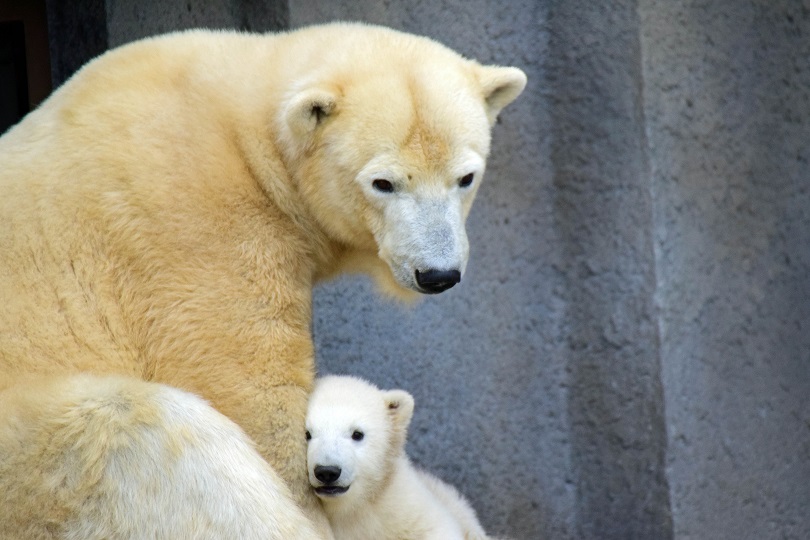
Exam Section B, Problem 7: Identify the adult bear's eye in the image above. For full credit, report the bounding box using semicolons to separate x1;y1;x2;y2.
305;430;311;441
372;179;394;193
351;430;364;441
459;173;474;188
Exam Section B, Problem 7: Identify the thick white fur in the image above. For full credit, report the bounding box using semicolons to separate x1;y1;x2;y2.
307;376;495;540
0;22;525;537
0;374;319;539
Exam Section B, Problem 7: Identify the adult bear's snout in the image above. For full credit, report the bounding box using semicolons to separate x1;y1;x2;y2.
314;465;342;484
415;269;461;294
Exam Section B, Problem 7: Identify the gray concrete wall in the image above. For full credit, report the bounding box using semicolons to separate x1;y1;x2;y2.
106;0;287;45
640;2;810;538
545;1;672;537
47;1;810;539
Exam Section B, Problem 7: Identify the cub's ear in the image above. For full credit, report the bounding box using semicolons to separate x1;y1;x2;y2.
283;87;338;141
384;389;415;430
476;65;527;125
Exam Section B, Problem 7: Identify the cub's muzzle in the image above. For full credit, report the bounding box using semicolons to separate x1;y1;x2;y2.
313;464;350;496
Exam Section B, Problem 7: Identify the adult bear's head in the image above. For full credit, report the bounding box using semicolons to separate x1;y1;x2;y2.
277;23;526;299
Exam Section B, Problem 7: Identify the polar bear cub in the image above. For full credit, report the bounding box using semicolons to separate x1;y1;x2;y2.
306;375;494;540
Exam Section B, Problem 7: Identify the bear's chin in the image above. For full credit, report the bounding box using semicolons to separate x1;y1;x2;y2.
315;485;350;497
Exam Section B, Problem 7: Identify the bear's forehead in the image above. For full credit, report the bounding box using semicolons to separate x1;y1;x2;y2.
338;62;488;153
401;119;449;168
310;388;385;418
309;402;385;429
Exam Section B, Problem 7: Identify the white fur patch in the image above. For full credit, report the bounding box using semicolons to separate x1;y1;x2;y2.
306;376;494;540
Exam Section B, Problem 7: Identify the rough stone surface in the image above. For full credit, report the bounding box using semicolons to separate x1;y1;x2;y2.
545;1;672;537
106;0;287;46
39;1;810;539
640;2;810;539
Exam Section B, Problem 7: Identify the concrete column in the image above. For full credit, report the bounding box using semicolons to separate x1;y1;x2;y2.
546;1;672;537
640;1;810;538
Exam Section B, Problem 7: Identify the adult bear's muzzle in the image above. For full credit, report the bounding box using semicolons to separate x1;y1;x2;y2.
414;268;461;294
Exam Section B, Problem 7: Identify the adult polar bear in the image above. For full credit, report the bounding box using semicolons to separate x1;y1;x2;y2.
0;22;525;538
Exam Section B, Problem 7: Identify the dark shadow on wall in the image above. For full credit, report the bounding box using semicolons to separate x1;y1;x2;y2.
0;0;52;134
0;21;29;134
45;0;108;88
236;0;288;32
43;0;290;90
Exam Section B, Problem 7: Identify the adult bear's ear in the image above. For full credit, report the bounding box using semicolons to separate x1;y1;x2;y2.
476;65;527;125
384;389;415;430
282;87;338;143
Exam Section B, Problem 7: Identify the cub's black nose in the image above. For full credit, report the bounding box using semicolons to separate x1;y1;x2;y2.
415;269;461;294
314;465;342;484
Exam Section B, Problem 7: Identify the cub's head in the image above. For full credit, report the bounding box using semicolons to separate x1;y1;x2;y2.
277;24;526;299
305;375;414;510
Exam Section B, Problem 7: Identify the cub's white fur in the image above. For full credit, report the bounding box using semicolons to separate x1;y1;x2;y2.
306;375;495;540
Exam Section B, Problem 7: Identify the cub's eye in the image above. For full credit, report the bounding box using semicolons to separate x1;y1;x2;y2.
459;173;474;188
372;179;395;193
305;430;311;441
351;430;365;441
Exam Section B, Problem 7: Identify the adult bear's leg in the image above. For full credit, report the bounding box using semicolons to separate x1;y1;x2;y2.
0;374;324;539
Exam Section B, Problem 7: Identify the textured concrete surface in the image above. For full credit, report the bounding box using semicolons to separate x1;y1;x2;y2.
640;2;810;539
40;1;810;539
106;0;287;46
545;1;672;537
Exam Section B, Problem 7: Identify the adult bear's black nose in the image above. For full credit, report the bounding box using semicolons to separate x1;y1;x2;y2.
314;465;342;484
415;269;461;294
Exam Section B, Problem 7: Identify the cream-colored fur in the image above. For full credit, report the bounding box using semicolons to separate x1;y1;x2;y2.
0;374;319;539
0;22;525;537
307;376;495;540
